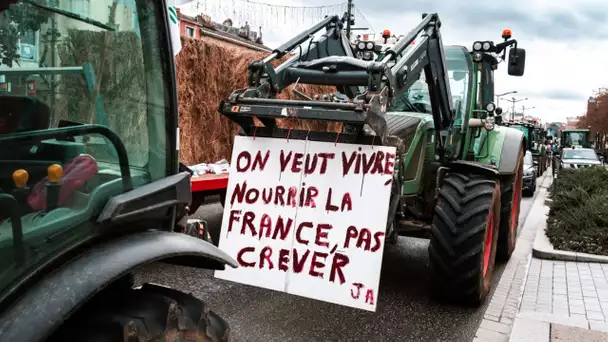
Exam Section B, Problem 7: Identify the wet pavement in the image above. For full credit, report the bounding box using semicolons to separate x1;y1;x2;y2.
137;194;537;342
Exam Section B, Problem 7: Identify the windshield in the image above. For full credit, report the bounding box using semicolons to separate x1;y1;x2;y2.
524;152;533;166
388;46;470;121
563;131;589;147
0;0;172;296
562;149;598;160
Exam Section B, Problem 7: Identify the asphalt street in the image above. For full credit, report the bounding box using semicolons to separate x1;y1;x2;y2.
136;189;538;342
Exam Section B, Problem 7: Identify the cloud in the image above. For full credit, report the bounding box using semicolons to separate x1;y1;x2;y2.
523;89;588;102
354;2;608;42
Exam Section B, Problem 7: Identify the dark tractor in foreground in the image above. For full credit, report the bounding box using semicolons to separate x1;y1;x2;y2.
219;13;527;306
0;1;234;341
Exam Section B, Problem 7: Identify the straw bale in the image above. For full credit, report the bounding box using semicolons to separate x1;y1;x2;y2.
177;37;342;165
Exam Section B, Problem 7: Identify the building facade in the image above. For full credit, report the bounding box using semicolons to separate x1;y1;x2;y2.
175;8;270;53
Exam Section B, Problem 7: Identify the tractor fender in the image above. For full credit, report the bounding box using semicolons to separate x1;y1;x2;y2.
435;161;500;193
497;128;525;175
0;230;237;342
445;160;500;179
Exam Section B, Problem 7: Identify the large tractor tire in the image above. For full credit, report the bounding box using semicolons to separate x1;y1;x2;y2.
428;172;501;306
50;283;230;341
496;148;524;262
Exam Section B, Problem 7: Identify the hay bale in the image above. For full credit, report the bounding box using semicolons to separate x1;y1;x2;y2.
176;37;341;165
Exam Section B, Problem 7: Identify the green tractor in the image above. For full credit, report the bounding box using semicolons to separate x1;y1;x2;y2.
502;121;548;176
219;15;527;306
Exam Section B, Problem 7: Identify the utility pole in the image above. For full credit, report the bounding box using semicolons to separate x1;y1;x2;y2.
495;90;517;108
522;105;535;115
506;96;528;121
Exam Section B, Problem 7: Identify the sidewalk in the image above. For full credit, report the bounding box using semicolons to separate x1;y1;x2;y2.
473;171;608;342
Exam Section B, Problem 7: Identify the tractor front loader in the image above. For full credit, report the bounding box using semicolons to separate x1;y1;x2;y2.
0;1;235;341
219;13;527;306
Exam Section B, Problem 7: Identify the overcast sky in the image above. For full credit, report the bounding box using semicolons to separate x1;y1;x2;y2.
180;0;608;123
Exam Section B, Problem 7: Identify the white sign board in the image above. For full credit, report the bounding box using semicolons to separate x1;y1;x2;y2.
214;136;396;311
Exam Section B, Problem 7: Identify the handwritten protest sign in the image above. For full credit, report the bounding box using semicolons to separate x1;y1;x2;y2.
214;136;396;311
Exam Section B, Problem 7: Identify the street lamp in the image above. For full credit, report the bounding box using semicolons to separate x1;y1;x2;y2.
495;90;517;107
522;106;535;115
507;97;528;120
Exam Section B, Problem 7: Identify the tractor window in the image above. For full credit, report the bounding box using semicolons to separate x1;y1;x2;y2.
388;46;471;120
563;132;588;147
0;0;172;297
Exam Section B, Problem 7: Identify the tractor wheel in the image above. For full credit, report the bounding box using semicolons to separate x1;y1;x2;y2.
49;283;230;342
428;172;501;306
496;148;524;262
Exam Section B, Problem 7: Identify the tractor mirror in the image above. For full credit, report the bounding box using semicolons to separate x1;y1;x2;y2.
507;48;526;76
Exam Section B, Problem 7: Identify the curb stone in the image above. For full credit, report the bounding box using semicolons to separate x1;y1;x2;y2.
509;312;608;341
532;192;608;264
473;172;553;342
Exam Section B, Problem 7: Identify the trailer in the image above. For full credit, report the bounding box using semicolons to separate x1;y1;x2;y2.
189;172;229;213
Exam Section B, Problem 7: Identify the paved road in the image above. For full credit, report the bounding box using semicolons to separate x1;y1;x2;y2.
137;192;537;342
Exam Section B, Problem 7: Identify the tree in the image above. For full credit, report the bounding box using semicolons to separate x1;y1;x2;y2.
0;0;59;67
577;88;608;150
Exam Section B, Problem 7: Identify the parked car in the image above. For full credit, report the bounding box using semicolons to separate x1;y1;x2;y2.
523;150;536;196
556;147;602;174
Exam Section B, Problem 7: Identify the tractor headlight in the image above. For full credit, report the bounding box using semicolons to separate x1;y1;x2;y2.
366;41;374;50
357;41;366;50
482;41;491;51
362;51;374;60
472;52;483;62
473;41;482;51
486;102;496;113
484;116;495;131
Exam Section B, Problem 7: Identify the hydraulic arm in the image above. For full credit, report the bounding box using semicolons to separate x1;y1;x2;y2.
219;13;455;150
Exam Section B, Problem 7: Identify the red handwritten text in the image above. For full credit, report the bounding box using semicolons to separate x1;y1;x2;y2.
236;246;350;283
236;150;271;172
230;181;319;208
343;225;385;252
350;282;375;306
341;148;396;177
279;151;335;175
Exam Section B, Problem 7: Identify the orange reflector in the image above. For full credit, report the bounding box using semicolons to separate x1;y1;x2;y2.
12;169;28;189
48;164;63;183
